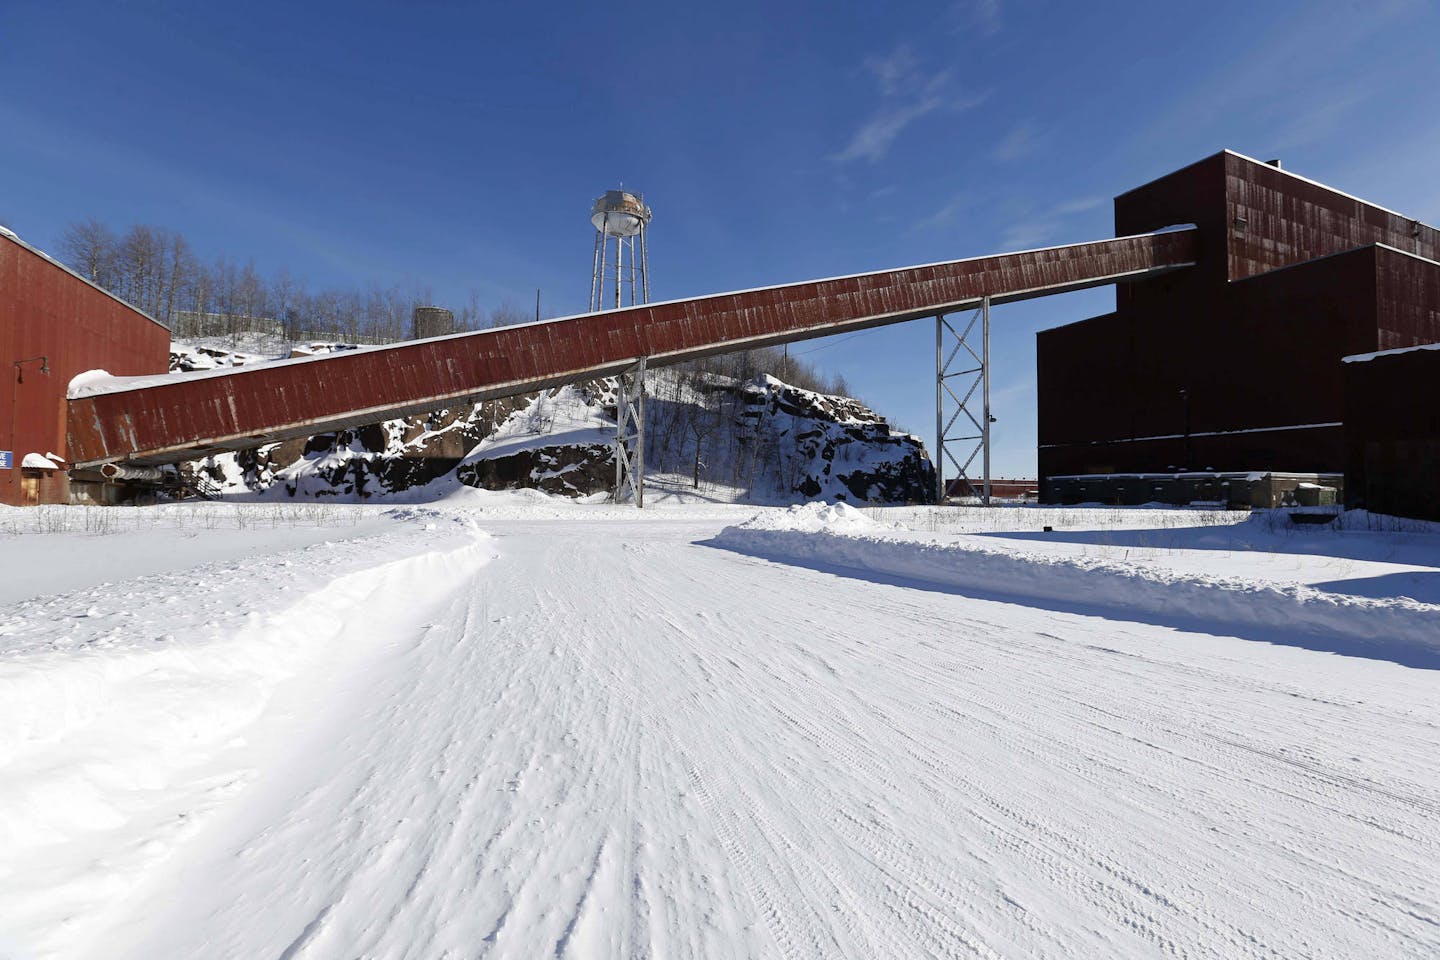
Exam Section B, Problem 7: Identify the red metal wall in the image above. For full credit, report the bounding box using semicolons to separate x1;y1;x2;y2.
1223;153;1439;281
1039;152;1440;489
68;231;1196;468
1;233;170;505
1114;151;1440;282
1344;346;1440;521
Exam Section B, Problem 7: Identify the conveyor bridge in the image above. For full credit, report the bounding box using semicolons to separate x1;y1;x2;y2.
67;229;1196;468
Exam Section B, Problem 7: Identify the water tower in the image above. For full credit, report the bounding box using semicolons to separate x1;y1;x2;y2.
589;189;652;311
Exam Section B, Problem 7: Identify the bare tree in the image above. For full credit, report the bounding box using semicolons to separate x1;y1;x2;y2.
489;300;531;328
60;219;119;289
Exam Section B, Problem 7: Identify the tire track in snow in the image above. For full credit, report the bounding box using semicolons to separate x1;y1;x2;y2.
55;512;1440;960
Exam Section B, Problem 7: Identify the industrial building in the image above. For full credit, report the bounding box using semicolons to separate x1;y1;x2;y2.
1038;151;1440;511
0;228;170;506
4;149;1438;518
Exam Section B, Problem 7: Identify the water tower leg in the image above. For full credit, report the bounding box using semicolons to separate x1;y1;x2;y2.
614;357;647;508
590;232;603;312
596;230;610;314
639;223;650;303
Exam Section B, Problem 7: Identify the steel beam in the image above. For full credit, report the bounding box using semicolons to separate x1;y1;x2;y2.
68;229;1197;468
613;357;646;507
936;296;992;505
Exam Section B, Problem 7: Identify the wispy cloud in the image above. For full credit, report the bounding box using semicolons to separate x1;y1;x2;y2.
864;46;921;97
997;195;1107;250
1267;89;1370;155
1125;0;1417;162
991;122;1038;162
911;192;976;232
951;0;1002;36
835;93;947;164
834;45;984;165
1051;196;1104;216
999;220;1059;251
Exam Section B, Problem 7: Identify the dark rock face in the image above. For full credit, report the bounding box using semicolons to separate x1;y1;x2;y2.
455;443;615;497
733;377;935;504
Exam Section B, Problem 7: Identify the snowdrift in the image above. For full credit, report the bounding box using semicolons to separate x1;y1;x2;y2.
714;504;1440;667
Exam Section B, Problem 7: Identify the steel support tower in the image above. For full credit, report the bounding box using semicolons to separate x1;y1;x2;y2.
935;296;992;505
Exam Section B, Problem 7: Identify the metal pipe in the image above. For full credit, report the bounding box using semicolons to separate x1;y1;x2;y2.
100;462;165;482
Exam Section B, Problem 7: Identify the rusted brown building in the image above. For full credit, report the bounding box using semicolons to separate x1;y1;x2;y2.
1038;151;1440;506
0;229;170;506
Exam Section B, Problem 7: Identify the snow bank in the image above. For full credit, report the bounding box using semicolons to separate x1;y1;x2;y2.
714;508;1440;664
738;501;884;535
0;516;490;956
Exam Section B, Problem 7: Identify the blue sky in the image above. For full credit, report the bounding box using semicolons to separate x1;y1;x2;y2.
4;0;1439;476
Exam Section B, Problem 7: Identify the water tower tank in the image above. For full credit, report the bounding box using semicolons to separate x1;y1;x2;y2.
591;190;652;238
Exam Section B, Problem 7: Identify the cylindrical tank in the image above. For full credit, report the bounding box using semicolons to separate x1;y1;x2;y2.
590;190;652;238
412;305;455;340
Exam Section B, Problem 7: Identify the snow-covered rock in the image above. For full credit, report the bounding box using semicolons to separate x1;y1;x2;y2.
175;341;935;504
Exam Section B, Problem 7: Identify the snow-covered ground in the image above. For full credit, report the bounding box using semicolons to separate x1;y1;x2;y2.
1;498;1437;958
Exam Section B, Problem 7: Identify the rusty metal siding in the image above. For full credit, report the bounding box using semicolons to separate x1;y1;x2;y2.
1039;428;1348;486
1115;153;1230;286
1036;311;1136;449
1375;247;1440;350
1043;153;1440;496
1116;151;1440;284
1039;246;1382;481
68;231;1196;467
1224;152;1440;281
1344;347;1440;520
1;234;170;504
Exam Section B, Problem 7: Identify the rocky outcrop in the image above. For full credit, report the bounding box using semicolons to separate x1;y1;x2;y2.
735;376;934;504
181;343;934;504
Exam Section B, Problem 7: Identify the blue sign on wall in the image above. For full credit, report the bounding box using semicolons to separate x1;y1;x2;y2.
0;451;11;469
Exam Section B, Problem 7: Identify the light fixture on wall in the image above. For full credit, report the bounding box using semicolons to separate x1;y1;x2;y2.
13;355;48;383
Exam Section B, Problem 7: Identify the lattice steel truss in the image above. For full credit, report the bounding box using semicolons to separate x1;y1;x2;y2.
935;296;992;505
613;357;647;508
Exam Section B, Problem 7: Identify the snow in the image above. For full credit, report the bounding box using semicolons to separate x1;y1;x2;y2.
1;498;1438;958
65;370;113;394
1343;340;1440;363
19;454;60;470
715;505;1440;668
457;385;614;464
65;343;382;398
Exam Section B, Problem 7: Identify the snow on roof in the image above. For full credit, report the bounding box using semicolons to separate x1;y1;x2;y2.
1343;342;1440;364
21;453;60;470
65;343;387;399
